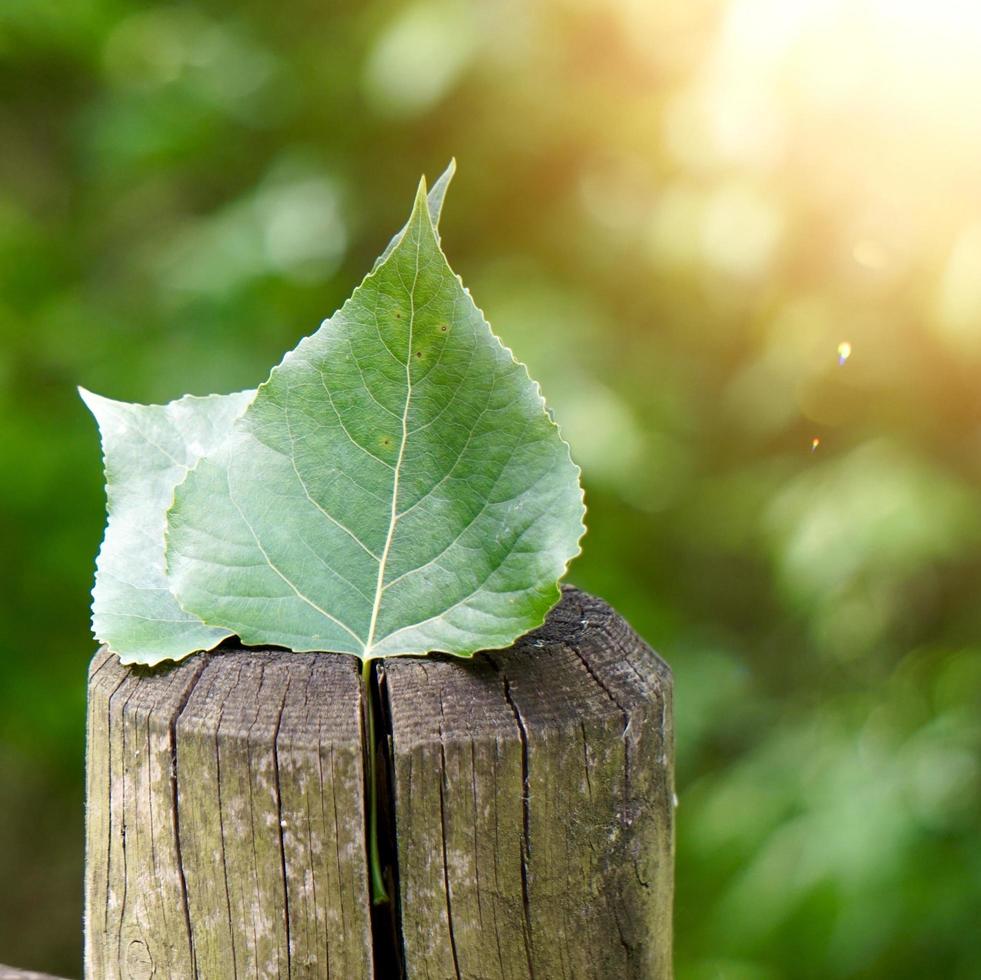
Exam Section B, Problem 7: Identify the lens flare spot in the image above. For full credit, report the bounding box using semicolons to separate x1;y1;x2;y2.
837;341;852;365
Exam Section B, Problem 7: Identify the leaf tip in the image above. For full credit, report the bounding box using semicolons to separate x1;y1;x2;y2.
405;173;438;240
78;386;120;422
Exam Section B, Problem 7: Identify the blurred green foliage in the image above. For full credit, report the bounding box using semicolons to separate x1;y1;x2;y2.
1;1;980;977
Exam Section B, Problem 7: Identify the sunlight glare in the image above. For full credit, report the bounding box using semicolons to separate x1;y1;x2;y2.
705;0;981;180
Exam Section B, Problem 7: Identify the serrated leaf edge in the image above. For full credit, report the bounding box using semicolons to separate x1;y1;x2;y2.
163;175;586;661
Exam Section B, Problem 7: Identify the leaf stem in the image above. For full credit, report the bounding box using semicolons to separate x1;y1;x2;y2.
362;657;390;905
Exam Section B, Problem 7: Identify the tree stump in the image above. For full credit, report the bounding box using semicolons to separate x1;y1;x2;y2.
85;588;673;979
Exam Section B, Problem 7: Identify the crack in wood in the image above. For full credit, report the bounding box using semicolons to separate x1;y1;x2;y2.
93;666;129;977
211;671;240;980
366;662;405;980
271;675;293;979
436;693;463;980
85;589;673;979
169;657;207;976
111;678;141;973
496;665;537;980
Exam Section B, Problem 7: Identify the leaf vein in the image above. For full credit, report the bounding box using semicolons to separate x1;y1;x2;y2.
225;476;365;647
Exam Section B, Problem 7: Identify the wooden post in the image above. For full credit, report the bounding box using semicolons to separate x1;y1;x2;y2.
385;588;674;979
85;588;673;979
85;651;372;979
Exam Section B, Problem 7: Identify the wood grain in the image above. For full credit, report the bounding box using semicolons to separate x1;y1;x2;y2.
84;588;673;978
85;649;372;979
384;587;674;979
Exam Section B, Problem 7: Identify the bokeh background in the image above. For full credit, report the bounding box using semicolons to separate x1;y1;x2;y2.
2;0;980;976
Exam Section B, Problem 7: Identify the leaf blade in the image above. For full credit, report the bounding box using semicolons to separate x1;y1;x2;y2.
166;175;584;660
81;387;253;664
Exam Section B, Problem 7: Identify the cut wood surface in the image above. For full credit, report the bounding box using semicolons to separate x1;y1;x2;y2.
85;587;673;978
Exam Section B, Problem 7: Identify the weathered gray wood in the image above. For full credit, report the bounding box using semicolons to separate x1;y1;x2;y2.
0;967;69;980
85;648;372;979
384;587;674;979
85;588;673;979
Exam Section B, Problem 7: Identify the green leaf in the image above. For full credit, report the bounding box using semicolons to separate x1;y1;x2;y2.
373;157;456;270
165;176;585;662
82;162;461;665
81;388;254;664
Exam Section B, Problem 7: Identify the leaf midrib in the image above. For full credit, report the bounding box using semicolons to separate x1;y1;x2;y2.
364;226;423;658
